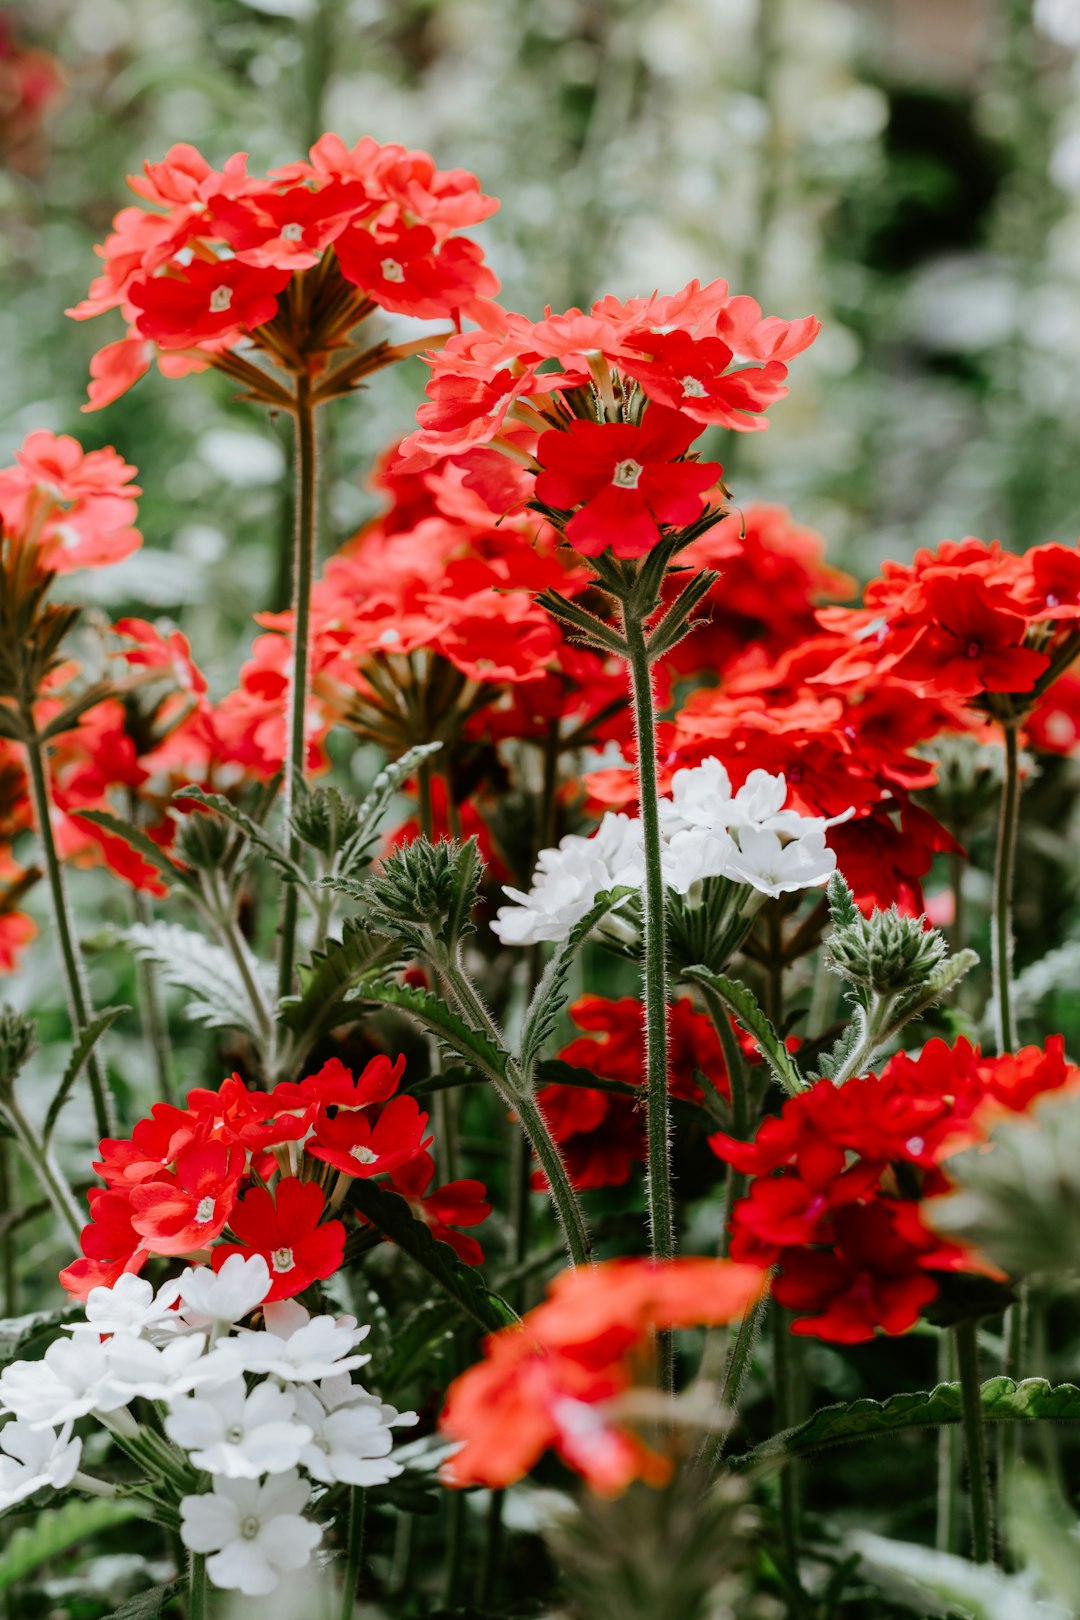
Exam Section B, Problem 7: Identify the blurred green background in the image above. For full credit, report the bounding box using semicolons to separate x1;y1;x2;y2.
5;0;1080;651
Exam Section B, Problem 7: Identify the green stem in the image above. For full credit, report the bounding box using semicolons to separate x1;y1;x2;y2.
442;1476;467;1609
992;722;1021;1054
0;1140;16;1314
340;1487;366;1619
772;1302;803;1590
188;1552;207;1620
701;983;748;1137
621;607;674;1271
936;1330;960;1554
131;887;175;1105
699;1290;768;1468
514;1091;591;1267
998;1282;1028;1561
954;1318;994;1563
4;1090;84;1245
278;374;319;1002
22;725;112;1139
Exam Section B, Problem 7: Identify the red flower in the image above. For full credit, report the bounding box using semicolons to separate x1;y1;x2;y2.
0;430;142;573
128;258;291;349
534;407;720;558
388;1152;491;1265
213;1176;345;1302
58;1189;149;1300
440;1258;765;1492
307;1093;433;1181
891;575;1049;698
774;1203;939;1343
128;1139;244;1257
617;330;790;429
335;217;498;320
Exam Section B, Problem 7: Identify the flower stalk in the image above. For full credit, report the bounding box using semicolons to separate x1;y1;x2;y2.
991;719;1022;1054
340;1486;366;1619
954;1318;993;1563
277;373;320;1001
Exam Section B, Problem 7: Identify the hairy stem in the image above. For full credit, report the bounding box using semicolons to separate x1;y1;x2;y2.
954;1318;994;1563
2;1095;83;1244
621;607;674;1273
22;725;112;1138
131;887;175;1105
991;721;1021;1054
278;373;319;1000
340;1486;366;1619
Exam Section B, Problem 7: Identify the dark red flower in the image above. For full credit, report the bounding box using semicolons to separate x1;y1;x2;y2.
212;1176;345;1301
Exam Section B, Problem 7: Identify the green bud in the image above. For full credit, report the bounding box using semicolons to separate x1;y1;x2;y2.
366;835;482;951
290;783;362;861
0;1004;36;1092
174;809;232;872
827;903;949;995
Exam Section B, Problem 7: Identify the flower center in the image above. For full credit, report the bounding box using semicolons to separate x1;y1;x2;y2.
680;374;708;398
226;1424;246;1444
380;258;405;283
611;458;643;490
353;1146;378;1165
240;1515;261;1541
1046;591;1061;608
209;286;233;313
281;222;304;242
271;1246;295;1273
965;641;981;659
194;1196;216;1224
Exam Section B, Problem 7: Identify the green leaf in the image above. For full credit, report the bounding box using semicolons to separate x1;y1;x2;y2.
645;569;719;662
534;588;628;656
75;811;192;892
519;890;634;1082
826;870;860;931
0;1305;83;1366
275;918;397;1060
0;1498;141;1592
43;1006;128;1144
101;1579;184;1620
176;785;310;889
345;1177;517;1334
124;922;267;1036
380;1297;459;1395
334;741;443;875
732;1378;1080;1472
354;978;513;1087
684;968;804;1097
886;949;980;1038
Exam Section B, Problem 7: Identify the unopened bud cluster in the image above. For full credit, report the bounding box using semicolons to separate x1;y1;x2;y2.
827;900;948;995
366;835;480;944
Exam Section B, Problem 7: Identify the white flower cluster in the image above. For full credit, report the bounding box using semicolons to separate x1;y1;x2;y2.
0;1257;415;1597
492;758;851;947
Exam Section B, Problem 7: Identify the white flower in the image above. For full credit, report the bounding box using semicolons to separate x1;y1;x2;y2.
166;1376;311;1478
69;1273;183;1340
660;825;737;894
665;757;734;832
492;813;643;946
100;1332;221;1405
0;1420;81;1509
725;826;837;898
313;1372;417;1422
180;1471;321;1596
293;1386;403;1486
0;1336;122;1427
222;1302;370;1383
176;1255;272;1328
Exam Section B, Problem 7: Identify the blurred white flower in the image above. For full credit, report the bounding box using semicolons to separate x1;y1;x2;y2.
99;1333;222;1406
166;1377;311;1478
180;1471;322;1596
0;1420;81;1510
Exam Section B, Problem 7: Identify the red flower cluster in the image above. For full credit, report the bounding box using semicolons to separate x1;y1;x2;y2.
712;1036;1079;1342
440;1257;765;1493
60;1053;490;1300
396;279;817;559
818;537;1080;711
0;430;141;574
68;136;499;409
537;995;734;1190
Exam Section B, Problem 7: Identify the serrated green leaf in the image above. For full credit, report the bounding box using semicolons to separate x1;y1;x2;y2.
826;870;861;931
354;978;513;1086
886;949;980;1037
274;919;396;1066
123;922;267;1037
346;1177;516;1333
519;890;634;1082
176;785;310;889
334;741;443;876
44;1006;129;1145
100;1578;183;1620
0;1498;141;1591
75;811;192;892
731;1378;1080;1472
685;968;805;1096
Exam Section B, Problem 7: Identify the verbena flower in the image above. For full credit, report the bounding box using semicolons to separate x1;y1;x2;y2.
165;1376;312;1479
0;1420;81;1511
179;1470;322;1596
